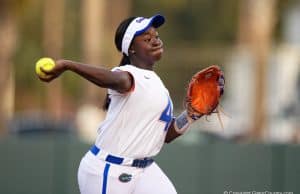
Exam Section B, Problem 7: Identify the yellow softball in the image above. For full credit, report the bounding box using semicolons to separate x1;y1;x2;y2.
35;57;55;78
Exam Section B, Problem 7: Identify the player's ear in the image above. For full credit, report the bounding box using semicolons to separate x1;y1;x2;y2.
128;46;136;54
128;44;136;54
129;49;136;54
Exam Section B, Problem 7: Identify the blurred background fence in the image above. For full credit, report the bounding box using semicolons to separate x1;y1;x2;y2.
0;133;299;194
0;0;300;193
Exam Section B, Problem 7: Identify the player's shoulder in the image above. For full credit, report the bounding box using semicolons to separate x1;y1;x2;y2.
112;65;146;80
111;64;137;72
112;64;161;83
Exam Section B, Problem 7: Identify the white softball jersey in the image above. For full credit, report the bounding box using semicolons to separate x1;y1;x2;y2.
95;64;173;159
78;64;177;194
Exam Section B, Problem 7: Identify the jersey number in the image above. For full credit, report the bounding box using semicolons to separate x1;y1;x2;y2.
159;98;173;131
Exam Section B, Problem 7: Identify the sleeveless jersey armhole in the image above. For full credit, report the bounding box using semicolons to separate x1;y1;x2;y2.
114;69;135;94
124;70;135;93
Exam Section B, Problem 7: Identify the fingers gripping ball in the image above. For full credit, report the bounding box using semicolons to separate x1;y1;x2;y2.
35;57;56;78
186;65;225;119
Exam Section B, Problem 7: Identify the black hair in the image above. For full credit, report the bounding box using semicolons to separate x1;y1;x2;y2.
114;16;137;66
103;16;137;110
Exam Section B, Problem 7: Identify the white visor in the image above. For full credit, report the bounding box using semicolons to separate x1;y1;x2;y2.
121;14;165;56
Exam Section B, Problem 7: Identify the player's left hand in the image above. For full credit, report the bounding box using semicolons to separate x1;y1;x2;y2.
173;65;225;134
186;65;225;119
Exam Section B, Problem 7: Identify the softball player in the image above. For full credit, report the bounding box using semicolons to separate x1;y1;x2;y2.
40;14;198;194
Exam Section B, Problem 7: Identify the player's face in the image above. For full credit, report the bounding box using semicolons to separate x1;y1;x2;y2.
131;26;164;65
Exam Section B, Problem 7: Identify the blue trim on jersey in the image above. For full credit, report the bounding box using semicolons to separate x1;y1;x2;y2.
106;155;124;164
102;163;110;194
90;145;100;155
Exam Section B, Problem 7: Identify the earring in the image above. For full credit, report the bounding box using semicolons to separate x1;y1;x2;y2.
130;50;136;54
